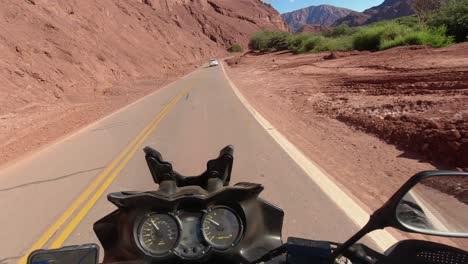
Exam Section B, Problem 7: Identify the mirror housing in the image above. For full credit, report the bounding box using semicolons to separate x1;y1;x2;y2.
380;170;468;237
395;172;468;237
331;170;468;259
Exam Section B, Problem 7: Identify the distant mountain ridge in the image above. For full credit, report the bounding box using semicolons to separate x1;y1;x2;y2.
282;5;353;32
334;0;415;26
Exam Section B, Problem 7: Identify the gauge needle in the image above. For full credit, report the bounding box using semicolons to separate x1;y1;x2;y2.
151;220;160;231
208;218;220;226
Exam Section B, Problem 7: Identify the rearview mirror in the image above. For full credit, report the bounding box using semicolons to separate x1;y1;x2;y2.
396;174;468;237
332;170;468;259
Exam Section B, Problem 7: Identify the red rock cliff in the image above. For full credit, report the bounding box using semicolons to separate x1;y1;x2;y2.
0;0;286;115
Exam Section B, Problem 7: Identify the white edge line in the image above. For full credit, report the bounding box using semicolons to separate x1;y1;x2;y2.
220;61;398;251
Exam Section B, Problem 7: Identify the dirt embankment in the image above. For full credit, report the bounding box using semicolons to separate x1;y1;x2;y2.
0;0;286;167
227;44;468;170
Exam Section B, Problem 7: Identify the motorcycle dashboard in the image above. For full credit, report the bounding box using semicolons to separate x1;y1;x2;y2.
95;184;284;263
133;206;244;262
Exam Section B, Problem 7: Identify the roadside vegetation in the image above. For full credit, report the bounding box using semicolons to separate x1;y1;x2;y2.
227;44;243;53
249;0;467;53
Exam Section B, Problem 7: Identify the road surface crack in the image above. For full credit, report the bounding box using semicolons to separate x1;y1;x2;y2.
0;255;21;264
90;122;128;132
0;166;105;192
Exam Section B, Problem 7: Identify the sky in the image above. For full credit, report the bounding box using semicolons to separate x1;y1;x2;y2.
263;0;385;13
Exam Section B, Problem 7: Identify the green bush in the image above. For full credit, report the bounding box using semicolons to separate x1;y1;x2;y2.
394;16;423;29
227;44;243;52
288;34;310;53
380;28;454;49
429;0;468;42
248;31;291;51
301;35;324;52
323;24;356;38
249;31;273;51
269;32;290;50
352;27;384;51
314;36;354;52
353;20;434;51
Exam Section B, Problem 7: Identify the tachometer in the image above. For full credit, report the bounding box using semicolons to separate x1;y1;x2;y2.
202;207;242;250
137;213;179;256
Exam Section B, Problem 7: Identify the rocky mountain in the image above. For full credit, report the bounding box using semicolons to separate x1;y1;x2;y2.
0;0;286;116
297;24;333;34
334;0;415;26
333;11;371;27
282;5;353;32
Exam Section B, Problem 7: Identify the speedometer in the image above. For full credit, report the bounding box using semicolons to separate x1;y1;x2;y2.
137;213;179;256
202;207;242;250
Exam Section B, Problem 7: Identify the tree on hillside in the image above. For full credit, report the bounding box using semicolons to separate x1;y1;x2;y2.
429;0;468;42
412;0;446;21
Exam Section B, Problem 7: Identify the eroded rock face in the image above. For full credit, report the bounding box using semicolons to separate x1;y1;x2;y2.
0;0;287;165
0;0;286;115
282;5;353;32
334;0;415;26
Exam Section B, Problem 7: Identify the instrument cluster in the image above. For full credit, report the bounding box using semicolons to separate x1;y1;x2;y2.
135;206;243;260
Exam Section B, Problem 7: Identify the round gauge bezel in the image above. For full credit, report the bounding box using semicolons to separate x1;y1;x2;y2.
201;206;244;251
134;212;182;258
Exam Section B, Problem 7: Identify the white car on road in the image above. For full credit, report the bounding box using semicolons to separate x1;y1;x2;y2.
209;59;219;67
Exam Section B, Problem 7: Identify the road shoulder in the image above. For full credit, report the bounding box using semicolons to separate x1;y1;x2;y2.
221;62;398;251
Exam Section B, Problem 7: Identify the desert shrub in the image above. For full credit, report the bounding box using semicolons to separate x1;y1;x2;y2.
353;22;418;51
249;31;274;51
287;34;310;53
249;31;292;51
380;27;454;49
323;24;356;38
268;32;290;50
395;16;423;29
428;0;468;42
313;36;354;51
352;27;385;51
227;44;243;52
300;35;325;52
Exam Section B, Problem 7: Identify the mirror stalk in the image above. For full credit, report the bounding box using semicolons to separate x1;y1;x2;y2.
330;206;389;261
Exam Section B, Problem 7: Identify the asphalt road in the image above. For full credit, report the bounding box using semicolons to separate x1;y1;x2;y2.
0;64;376;263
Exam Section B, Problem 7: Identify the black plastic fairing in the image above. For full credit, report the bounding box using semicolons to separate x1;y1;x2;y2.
94;209;142;263
381;239;468;264
107;182;264;209
237;198;284;263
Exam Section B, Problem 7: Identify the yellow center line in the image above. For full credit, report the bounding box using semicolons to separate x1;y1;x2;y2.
49;85;191;248
18;84;192;263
